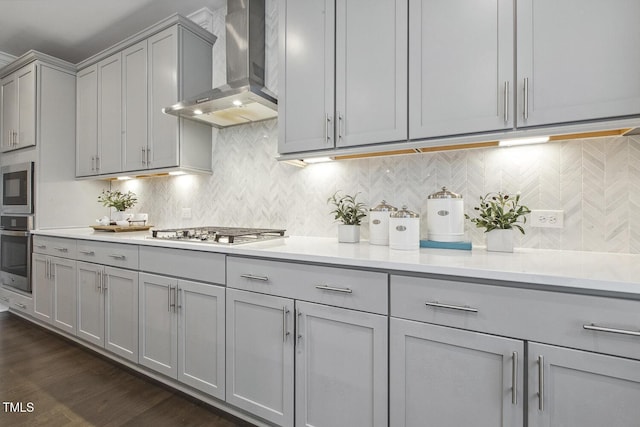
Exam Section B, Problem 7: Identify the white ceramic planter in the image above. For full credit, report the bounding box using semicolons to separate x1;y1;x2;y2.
485;229;514;252
338;224;361;243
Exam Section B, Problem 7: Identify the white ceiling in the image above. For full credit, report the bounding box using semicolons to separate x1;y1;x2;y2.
0;0;226;64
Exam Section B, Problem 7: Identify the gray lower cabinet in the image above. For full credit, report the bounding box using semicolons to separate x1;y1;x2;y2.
32;253;76;334
76;261;139;363
225;288;294;427
138;272;225;400
528;342;640;427
390;318;523;427
295;301;388;427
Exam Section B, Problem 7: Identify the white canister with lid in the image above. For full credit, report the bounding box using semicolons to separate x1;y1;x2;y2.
427;186;464;242
389;205;420;250
369;200;398;245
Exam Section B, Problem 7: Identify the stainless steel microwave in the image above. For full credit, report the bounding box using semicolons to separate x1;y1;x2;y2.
1;162;34;214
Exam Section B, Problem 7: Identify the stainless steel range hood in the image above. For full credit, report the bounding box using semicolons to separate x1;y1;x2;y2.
163;0;277;128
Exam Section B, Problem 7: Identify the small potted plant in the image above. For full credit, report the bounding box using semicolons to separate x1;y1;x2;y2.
98;190;138;223
465;191;531;252
327;191;367;243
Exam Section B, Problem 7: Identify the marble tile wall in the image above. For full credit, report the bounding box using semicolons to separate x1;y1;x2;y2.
114;121;640;254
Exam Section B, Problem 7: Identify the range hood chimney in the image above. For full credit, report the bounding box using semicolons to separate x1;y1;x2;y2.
163;0;277;128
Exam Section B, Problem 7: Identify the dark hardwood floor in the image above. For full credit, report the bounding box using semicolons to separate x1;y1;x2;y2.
0;312;256;427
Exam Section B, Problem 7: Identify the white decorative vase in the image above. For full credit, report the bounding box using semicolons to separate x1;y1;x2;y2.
485;229;514;253
111;210;132;223
338;224;360;243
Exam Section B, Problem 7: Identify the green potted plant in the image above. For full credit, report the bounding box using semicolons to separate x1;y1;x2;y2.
327;191;367;243
465;191;531;252
98;190;138;223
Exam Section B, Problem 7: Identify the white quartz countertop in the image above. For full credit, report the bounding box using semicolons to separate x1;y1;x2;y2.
32;227;640;298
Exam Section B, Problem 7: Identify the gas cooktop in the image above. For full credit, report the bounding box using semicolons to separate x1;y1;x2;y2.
149;226;287;245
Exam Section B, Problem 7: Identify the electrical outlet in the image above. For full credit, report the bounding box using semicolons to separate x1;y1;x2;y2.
530;210;564;228
181;208;192;220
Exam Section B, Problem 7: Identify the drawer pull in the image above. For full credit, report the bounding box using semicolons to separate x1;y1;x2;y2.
79;250;95;255
14;302;26;309
583;323;640;337
109;254;126;260
0;296;9;302
35;244;47;249
54;247;68;252
315;285;353;294
240;274;269;282
425;301;478;313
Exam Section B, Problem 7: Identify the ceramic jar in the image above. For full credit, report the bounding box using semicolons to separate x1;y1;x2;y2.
427;187;464;242
369;200;398;245
389;205;420;250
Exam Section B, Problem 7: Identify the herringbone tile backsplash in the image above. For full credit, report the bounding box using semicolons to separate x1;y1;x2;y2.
116;121;640;254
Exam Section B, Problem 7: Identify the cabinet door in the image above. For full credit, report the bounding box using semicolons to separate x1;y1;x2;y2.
31;254;52;324
148;26;179;169
278;0;335;154
0;74;16;151
528;342;640;427
76;261;105;347
97;53;122;174
226;288;294;427
517;0;640;127
76;64;99;177
15;63;36;150
51;257;77;335
177;280;225;399
335;0;407;147
409;0;513;140
122;41;148;172
139;272;177;377
390;318;523;427
296;301;388;427
104;266;138;362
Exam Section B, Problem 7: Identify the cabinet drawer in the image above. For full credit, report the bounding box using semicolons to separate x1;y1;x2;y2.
228;257;388;315
0;286;33;315
33;236;77;258
76;240;139;269
139;246;225;284
391;275;640;360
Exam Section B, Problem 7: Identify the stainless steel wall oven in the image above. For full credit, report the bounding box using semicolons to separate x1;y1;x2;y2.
0;215;33;293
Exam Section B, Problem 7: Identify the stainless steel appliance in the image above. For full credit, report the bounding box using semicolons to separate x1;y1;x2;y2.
0;215;33;293
150;226;286;245
1;161;34;214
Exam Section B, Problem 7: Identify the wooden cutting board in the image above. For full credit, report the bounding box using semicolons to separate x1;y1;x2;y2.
91;225;152;232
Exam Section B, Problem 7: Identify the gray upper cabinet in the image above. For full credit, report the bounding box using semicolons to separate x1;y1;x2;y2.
409;0;514;140
76;15;216;177
1;62;36;152
278;0;407;154
76;65;99;177
517;0;640;127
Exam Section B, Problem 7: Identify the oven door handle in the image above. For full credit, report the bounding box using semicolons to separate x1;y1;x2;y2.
0;230;30;237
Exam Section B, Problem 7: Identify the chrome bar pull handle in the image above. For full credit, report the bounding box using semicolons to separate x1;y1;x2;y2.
512;351;518;405
282;307;290;342
91;156;96;171
170;285;176;312
96;156;100;171
167;285;172;312
504;81;509;123
176;286;181;311
315;284;353;294
79;250;95;256
97;270;102;293
108;254;126;260
326;114;333;144
523;77;529;120
583;323;640;337
14;302;26;309
146;147;151;166
296;310;303;345
54;247;68;252
240;274;269;282
538;355;544;411
142;147;146;166
35;244;47;250
338;113;344;140
425;301;479;313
